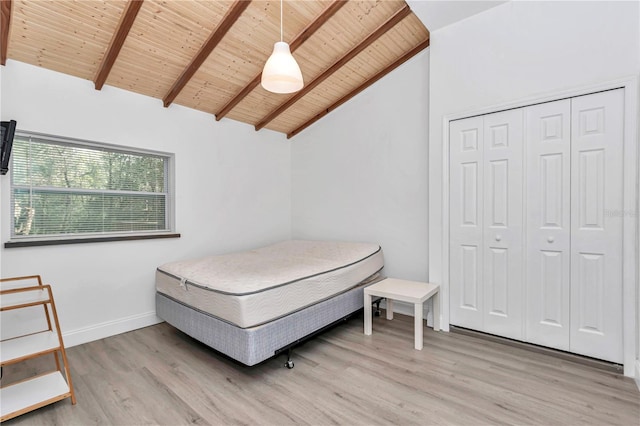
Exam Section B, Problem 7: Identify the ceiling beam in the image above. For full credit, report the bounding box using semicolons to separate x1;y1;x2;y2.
254;4;411;132
162;0;250;108
94;0;144;90
287;38;430;139
1;0;12;65
214;0;347;121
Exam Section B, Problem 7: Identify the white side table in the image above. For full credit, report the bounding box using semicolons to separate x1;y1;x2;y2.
364;278;440;350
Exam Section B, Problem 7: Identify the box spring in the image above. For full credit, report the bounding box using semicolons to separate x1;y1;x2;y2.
156;275;382;366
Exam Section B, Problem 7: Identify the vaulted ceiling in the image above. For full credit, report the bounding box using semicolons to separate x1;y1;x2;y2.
1;1;430;138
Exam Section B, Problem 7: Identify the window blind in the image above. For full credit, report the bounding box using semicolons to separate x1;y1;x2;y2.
11;134;171;239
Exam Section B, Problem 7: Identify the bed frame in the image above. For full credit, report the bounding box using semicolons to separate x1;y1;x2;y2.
156;274;384;368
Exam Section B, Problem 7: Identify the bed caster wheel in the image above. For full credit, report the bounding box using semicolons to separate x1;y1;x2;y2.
285;360;294;369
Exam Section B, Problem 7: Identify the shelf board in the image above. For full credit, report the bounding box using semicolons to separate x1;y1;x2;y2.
1;331;61;365
1;288;50;310
0;371;71;422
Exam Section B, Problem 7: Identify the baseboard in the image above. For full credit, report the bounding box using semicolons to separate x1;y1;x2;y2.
62;311;163;348
635;360;640;391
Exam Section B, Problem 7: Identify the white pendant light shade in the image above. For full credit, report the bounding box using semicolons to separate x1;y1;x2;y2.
261;41;303;94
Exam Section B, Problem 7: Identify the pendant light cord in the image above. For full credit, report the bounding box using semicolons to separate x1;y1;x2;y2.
280;0;283;42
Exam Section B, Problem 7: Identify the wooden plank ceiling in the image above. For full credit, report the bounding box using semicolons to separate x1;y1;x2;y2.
2;0;430;138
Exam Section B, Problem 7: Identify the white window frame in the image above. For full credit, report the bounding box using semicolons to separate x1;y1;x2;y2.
6;131;177;247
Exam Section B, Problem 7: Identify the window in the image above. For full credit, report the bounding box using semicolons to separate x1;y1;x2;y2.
8;132;175;245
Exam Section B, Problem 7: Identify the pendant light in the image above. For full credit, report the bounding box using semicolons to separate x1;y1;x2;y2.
261;0;303;94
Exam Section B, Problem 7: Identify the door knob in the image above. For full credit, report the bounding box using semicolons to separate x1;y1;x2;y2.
547;236;555;243
495;235;502;241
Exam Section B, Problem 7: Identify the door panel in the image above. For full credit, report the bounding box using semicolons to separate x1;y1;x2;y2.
541;154;564;227
461;245;480;309
525;99;571;350
576;253;605;333
570;89;624;363
578;149;605;229
462;163;479;225
540;250;565;326
483;109;523;339
488;160;508;227
488;247;508;316
450;117;484;328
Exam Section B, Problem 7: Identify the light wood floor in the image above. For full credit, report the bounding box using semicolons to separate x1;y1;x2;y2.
2;311;639;425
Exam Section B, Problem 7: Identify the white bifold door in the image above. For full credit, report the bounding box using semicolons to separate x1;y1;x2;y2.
525;99;572;351
450;89;624;363
450;109;524;341
569;90;623;362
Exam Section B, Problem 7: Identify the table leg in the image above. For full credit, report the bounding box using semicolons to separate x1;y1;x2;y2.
414;302;423;350
386;299;394;320
433;290;440;332
364;293;372;335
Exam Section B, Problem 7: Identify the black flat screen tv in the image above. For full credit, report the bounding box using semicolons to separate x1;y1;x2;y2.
1;120;17;175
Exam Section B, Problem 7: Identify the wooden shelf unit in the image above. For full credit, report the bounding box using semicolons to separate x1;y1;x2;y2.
0;275;76;422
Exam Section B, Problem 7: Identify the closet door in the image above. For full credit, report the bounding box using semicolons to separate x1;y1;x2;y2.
450;116;484;329
570;89;624;363
482;109;524;339
525;99;571;350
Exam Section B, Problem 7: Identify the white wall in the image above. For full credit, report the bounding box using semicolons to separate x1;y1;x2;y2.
0;61;292;345
407;0;506;32
291;51;430;283
427;0;639;373
638;0;640;389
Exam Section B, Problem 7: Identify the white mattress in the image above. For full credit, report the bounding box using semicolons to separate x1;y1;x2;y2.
156;240;384;328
